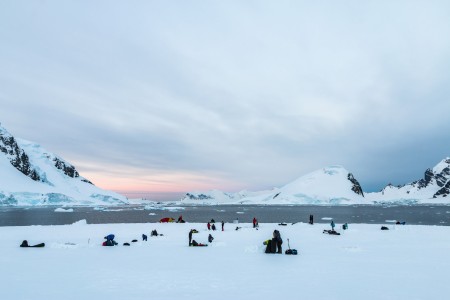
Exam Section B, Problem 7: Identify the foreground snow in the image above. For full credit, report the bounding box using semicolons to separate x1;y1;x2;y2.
0;222;448;299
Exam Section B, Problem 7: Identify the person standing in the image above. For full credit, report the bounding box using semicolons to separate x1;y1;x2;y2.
331;220;335;231
221;220;224;231
207;222;211;230
188;229;193;246
253;217;257;228
273;230;283;254
211;223;216;231
309;214;314;225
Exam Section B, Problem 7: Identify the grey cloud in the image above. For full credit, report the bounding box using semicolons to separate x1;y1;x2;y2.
1;1;450;198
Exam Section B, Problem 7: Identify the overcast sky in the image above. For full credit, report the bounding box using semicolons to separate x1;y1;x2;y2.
1;1;450;200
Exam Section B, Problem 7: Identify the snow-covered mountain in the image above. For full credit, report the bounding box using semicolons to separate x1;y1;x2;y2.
181;166;367;205
0;124;127;206
183;159;450;205
365;158;450;204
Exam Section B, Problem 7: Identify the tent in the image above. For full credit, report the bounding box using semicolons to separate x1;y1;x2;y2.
159;217;175;223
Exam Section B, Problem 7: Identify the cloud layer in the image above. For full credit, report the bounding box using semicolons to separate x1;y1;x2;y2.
1;1;450;199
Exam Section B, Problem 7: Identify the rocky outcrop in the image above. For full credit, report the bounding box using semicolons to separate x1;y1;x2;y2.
378;158;450;200
434;181;450;198
184;193;213;200
54;157;79;178
0;130;41;182
348;173;364;197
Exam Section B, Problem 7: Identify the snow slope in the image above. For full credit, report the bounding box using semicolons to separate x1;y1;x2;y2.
0;124;127;206
0;222;448;300
182;166;367;205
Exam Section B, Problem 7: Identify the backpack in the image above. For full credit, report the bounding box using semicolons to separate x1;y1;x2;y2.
285;249;298;255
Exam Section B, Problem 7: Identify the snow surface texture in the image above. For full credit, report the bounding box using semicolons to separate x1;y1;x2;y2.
182;160;450;205
0;124;127;206
1;222;448;300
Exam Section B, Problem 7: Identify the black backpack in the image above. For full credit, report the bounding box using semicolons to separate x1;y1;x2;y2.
285;249;298;255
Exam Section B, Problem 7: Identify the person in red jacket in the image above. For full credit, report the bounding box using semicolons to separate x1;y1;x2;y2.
253;217;257;228
207;222;211;230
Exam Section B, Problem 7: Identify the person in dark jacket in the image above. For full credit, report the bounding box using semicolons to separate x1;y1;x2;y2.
142;234;147;241
189;229;193;246
208;234;214;243
211;223;216;231
221;220;224;231
273;230;283;254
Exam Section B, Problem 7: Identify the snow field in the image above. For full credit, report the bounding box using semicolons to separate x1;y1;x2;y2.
0;222;449;300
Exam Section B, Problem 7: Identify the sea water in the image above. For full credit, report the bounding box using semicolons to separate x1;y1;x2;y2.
0;204;449;226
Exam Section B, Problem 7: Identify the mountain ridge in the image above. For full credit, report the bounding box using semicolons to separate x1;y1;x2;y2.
0;124;127;206
182;160;450;205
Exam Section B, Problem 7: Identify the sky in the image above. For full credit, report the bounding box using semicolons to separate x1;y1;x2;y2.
1;1;450;201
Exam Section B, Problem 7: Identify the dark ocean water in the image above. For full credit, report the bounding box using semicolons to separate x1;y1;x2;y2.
0;204;449;226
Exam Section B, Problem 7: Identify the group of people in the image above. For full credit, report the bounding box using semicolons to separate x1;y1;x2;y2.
207;220;225;231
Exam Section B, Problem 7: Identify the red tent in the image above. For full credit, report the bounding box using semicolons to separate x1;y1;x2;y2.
159;217;175;223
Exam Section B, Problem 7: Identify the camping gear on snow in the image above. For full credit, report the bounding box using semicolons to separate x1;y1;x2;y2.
131;239;138;243
20;240;45;248
396;221;406;225
278;223;287;226
103;234;118;246
285;239;298;255
103;240;118;246
323;230;340;235
159;217;174;223
381;226;389;230
151;230;162;236
123;243;130;246
191;240;207;247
